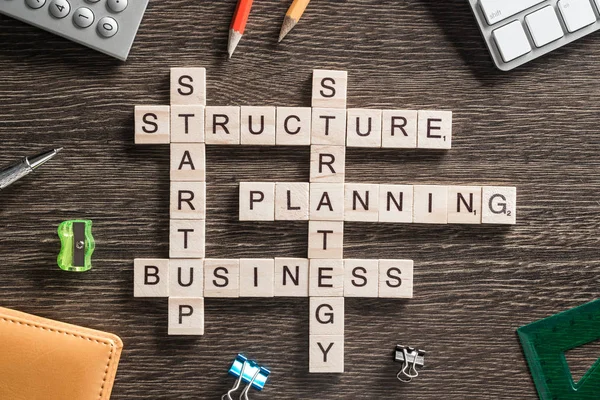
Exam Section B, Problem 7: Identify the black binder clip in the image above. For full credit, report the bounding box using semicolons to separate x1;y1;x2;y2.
394;345;426;383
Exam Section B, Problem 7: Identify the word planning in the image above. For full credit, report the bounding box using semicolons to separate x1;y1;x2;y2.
133;68;517;374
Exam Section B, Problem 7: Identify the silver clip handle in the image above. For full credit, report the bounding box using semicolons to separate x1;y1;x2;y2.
222;361;248;400
397;348;420;383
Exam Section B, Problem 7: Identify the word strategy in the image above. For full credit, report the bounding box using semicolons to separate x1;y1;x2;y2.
133;68;518;374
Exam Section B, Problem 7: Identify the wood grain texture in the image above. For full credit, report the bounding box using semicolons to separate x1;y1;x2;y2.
1;0;600;398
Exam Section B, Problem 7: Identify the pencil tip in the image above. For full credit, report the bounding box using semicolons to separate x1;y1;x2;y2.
56;147;63;153
279;16;297;43
228;29;243;58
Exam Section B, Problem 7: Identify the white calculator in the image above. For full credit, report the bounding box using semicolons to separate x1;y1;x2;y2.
470;0;600;71
0;0;149;61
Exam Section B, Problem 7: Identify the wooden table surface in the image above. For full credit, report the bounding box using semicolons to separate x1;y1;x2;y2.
1;0;599;398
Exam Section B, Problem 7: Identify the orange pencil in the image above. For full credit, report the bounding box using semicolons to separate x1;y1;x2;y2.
228;0;254;58
279;0;311;42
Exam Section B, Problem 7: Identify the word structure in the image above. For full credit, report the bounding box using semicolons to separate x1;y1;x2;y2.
133;68;517;374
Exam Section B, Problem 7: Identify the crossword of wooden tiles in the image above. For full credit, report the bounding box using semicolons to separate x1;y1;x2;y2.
133;68;517;373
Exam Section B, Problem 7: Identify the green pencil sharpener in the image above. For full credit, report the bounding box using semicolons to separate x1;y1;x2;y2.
57;220;95;272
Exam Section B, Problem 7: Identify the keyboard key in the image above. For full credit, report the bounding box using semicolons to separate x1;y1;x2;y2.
480;0;546;25
526;6;564;47
558;0;597;33
493;21;532;62
107;0;127;13
49;0;70;18
25;0;46;9
73;7;94;28
97;16;118;38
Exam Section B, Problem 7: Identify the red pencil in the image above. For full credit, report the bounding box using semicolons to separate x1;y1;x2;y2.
228;0;253;58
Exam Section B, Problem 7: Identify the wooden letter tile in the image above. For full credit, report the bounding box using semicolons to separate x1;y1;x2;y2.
310;183;344;221
134;258;169;297
310;297;344;335
310;145;346;183
413;185;448;224
344;183;379;222
239;182;275;221
346;109;382;148
276;107;311;146
205;106;241;145
274;258;309;297
134;105;170;144
170;143;206;182
417;110;453;149
275;182;309;221
381;110;418;148
240;106;276;146
378;184;414;223
312;69;348;109
170;105;205;143
309;259;344;296
344;259;379;297
308;221;344;259
482;186;517;225
169;219;205;258
168;297;204;335
170;67;206;105
447;186;482;224
311;108;347;145
239;258;275;297
309;335;344;373
169;259;204;298
170;181;206;220
204;259;240;298
378;259;413;298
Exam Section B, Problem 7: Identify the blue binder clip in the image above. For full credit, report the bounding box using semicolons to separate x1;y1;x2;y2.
222;354;270;400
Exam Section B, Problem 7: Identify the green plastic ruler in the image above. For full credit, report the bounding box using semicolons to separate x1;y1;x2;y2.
517;299;600;399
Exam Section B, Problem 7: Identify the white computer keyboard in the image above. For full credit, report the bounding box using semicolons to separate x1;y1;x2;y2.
470;0;600;71
0;0;149;61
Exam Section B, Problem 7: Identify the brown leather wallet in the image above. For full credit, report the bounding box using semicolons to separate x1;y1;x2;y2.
0;306;123;400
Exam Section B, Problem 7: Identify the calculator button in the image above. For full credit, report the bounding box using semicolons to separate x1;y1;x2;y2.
558;0;597;33
25;0;46;9
492;21;532;62
49;0;70;18
97;16;118;38
525;6;564;47
107;0;127;13
73;7;94;28
85;0;100;2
